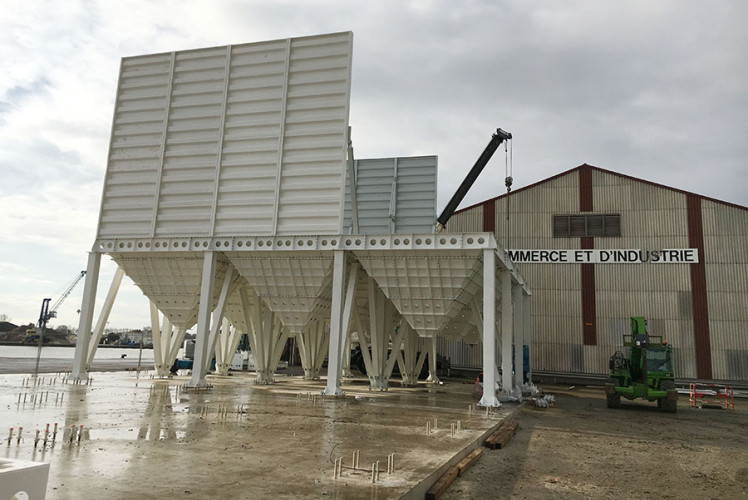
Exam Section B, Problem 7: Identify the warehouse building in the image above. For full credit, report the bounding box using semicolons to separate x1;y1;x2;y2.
445;163;748;384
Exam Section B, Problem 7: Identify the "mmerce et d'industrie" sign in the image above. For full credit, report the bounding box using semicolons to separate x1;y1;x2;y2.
507;249;699;264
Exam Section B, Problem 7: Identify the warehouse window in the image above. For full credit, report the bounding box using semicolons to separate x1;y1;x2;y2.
553;214;621;237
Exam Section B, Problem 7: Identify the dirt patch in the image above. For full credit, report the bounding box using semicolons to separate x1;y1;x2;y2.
442;385;748;499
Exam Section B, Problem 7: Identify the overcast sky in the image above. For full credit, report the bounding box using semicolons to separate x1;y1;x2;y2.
1;0;746;330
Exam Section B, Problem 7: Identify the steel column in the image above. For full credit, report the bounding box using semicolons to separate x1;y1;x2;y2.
167;329;187;369
398;322;422;386
150;302;186;377
341;328;353;377
241;286;288;384
513;283;524;388
338;263;358;374
479;248;500;407
425;336;441;383
72;252;102;380
204;264;235;374
314;323;330;377
501;268;514;393
188;251;217;388
323;251;346;396
86;267;125;369
253;303;274;383
354;307;373;377
299;319;328;380
523;292;533;381
365;279;400;390
214;318;229;374
150;301;167;376
383;320;406;384
161;316;172;363
216;318;244;375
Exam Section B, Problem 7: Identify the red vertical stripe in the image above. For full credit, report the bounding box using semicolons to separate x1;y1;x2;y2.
580;165;596;345
686;195;712;379
483;199;495;233
581;238;596;345
579;165;593;212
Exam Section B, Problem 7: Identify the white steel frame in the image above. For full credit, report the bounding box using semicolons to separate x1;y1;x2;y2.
73;232;530;406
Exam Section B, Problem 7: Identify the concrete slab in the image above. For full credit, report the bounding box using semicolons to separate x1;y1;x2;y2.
0;370;514;499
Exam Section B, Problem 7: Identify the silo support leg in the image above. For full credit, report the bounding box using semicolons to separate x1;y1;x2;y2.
513;284;524;389
188;252;217;388
479;248;500;407
425;336;440;384
86;267;125;370
72;252;102;380
323;251;347;396
501;268;514;394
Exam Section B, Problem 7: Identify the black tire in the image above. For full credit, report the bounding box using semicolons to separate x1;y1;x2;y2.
660;380;677;413
606;378;622;409
606;391;622;409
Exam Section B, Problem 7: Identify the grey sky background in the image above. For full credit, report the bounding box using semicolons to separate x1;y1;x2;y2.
1;0;746;330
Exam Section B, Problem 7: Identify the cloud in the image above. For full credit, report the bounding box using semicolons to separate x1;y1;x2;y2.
0;0;746;328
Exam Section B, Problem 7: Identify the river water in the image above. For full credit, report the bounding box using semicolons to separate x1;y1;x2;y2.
0;345;154;360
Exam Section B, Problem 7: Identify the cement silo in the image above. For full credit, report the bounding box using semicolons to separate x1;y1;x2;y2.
71;32;531;406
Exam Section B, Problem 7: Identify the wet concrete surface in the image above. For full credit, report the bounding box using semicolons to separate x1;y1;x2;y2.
0;367;514;499
0;357;153;374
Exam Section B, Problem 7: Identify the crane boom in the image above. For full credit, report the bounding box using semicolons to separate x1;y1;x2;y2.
436;128;512;230
45;270;86;322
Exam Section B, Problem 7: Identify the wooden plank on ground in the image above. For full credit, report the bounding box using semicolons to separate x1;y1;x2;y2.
485;421;519;450
456;448;483;476
425;465;459;500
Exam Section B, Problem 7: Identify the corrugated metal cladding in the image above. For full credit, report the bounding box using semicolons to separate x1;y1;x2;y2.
97;32;353;239
446;165;748;383
702;199;748;380
342;156;437;234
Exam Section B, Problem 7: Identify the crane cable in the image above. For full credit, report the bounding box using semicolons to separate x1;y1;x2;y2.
504;139;513;255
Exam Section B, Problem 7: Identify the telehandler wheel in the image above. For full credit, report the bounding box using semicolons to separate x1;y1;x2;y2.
660;380;677;413
606;378;621;409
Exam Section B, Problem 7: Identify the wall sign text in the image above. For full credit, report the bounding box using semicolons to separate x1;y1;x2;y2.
507;249;699;264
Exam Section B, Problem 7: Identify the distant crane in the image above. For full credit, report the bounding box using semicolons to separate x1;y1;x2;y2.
44;270;87;324
27;270;87;343
31;270;86;376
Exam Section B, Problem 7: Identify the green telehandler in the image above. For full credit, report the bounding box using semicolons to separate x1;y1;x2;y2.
605;317;678;412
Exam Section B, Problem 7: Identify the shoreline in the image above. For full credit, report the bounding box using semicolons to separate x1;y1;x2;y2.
0;342;153;349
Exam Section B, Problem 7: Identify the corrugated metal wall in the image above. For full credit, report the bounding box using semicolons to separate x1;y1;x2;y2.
702;199;748;381
591;170;695;377
446;167;748;383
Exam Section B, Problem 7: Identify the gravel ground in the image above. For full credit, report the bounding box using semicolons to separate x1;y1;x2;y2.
442;384;748;499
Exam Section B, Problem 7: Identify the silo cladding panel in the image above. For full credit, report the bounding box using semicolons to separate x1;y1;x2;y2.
342;156;438;234
97;32;353;239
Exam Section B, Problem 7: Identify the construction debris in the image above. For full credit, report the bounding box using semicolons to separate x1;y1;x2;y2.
532;394;556;408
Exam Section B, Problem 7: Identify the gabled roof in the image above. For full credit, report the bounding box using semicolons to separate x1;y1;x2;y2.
454;164;748;214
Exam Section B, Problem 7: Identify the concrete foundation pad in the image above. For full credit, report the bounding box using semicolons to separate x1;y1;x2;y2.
1;370;514;499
